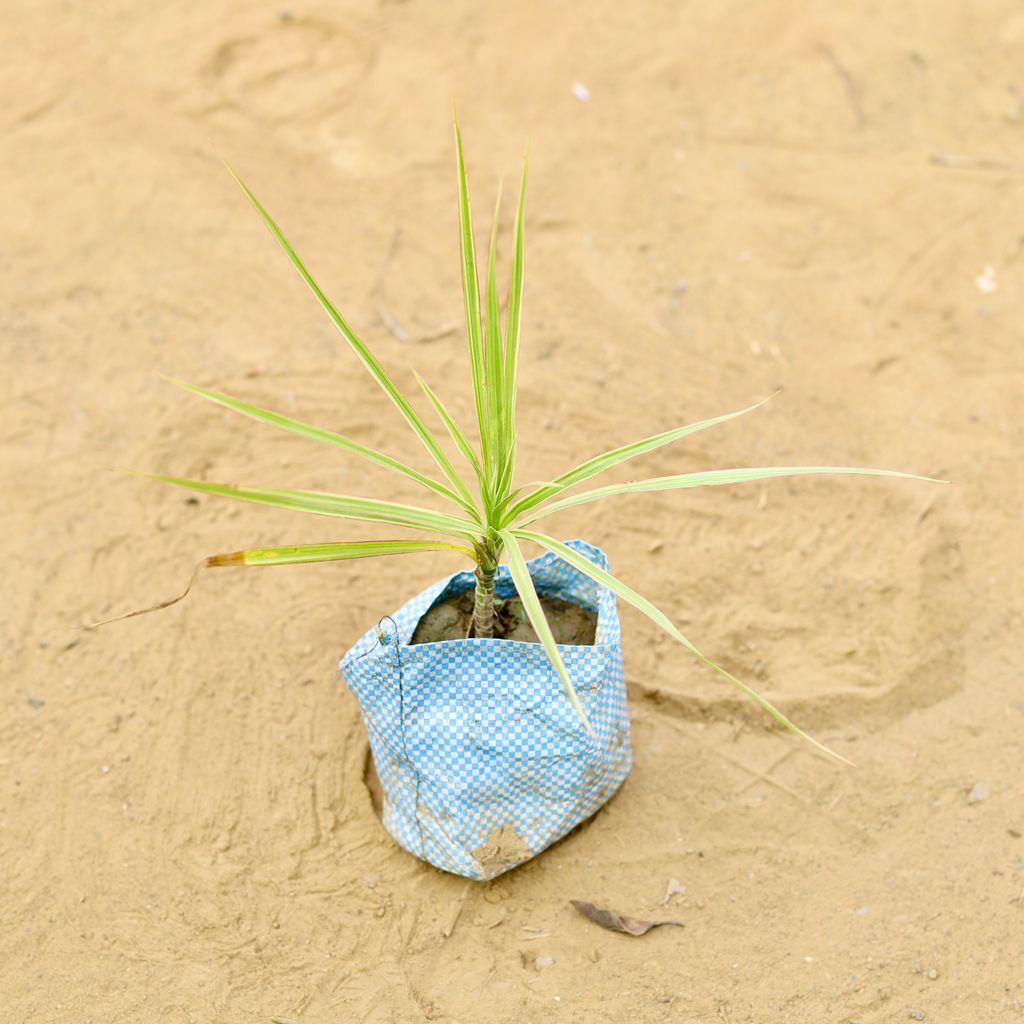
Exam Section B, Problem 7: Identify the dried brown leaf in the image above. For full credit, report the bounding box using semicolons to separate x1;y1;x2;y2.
570;900;685;936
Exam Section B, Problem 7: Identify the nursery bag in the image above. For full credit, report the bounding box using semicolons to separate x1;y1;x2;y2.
340;539;632;880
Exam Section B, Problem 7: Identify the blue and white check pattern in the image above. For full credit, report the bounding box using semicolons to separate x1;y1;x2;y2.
340;540;632;879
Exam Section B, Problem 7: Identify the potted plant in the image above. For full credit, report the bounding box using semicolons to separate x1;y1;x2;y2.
100;122;940;879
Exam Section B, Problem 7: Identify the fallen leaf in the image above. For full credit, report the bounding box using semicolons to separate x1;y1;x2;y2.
570;900;684;936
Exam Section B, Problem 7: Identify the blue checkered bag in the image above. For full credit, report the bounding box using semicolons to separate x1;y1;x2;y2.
340;539;632;879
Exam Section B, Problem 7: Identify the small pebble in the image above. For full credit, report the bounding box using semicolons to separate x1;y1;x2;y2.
968;781;989;804
927;969;938;980
535;955;556;970
974;265;997;294
571;82;591;103
909;1012;926;1021
28;696;45;709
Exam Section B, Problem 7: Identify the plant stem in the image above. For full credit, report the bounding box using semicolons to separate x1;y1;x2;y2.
472;563;497;638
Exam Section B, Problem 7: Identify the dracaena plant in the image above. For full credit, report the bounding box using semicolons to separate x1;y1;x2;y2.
113;122;939;758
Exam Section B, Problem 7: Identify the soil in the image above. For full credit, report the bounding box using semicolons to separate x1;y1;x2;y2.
411;591;597;646
3;3;1023;1022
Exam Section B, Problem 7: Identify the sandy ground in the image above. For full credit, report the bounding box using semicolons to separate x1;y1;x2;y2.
3;1;1023;1021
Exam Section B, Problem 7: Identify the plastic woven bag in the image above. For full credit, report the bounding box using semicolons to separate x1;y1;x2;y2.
340;539;632;879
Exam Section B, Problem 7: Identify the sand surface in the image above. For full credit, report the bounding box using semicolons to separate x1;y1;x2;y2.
3;2;1022;1021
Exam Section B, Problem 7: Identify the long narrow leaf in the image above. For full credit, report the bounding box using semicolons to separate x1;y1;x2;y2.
207;539;474;567
501;148;528;485
484;182;504;473
453;117;490;471
505;395;774;523
518;466;946;526
161;374;478;517
142;473;484;540
499;530;592;735
220;158;476;511
494;453;516;506
413;371;486;490
514;530;851;764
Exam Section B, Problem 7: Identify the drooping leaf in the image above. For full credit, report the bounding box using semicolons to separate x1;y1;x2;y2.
499;530;592;735
513;530;852;764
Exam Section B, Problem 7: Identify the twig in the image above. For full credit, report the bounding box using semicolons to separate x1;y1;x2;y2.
78;559;206;628
441;881;472;938
915;496;937;526
1011;881;1024;908
817;44;866;129
929;153;1020;174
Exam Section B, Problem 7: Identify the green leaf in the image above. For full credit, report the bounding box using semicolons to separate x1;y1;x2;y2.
206;539;475;567
413;371;485;490
505;395;775;523
142;473;485;540
220;157;476;512
484;181;504;474
499;530;593;736
518;466;946;526
501;148;528;486
160;374;479;517
513;530;852;765
453;117;490;473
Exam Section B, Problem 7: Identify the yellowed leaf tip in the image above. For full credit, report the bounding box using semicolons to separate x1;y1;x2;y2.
205;552;246;567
